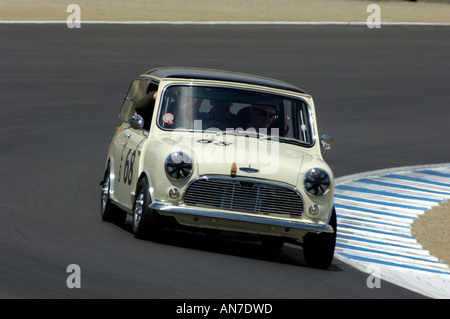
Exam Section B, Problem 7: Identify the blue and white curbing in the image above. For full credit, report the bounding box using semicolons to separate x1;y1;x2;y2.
333;163;450;299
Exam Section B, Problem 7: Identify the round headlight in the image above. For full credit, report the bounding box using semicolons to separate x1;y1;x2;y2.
165;152;193;180
304;168;331;196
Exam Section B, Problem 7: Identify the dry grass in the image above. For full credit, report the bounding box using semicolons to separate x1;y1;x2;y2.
0;0;449;22
412;200;450;266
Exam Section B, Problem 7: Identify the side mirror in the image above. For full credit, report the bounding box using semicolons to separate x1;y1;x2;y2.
320;134;334;151
130;114;144;130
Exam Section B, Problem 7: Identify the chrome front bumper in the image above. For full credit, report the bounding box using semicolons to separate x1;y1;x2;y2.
149;203;334;234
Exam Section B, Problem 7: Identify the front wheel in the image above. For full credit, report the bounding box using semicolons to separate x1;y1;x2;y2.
132;178;162;240
100;169;127;224
302;207;337;269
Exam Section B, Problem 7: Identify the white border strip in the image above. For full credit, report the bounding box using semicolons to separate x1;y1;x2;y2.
335;163;450;185
0;20;449;26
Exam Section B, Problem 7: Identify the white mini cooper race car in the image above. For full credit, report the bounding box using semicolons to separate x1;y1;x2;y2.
101;67;336;269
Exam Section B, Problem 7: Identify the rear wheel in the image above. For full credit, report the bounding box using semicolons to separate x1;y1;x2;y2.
132;178;162;240
302;207;337;269
100;169;127;224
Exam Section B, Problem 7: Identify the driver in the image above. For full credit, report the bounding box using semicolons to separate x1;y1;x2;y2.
247;104;277;130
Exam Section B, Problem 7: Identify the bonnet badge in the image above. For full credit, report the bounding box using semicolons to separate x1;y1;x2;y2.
239;166;259;173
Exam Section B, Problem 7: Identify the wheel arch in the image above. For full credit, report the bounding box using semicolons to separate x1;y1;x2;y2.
137;170;155;204
105;157;115;198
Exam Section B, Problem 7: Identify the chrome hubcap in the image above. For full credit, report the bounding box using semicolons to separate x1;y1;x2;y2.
134;191;144;228
101;176;110;212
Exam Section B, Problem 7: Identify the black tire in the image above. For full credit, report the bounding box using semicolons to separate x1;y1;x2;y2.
302;207;337;269
260;235;285;250
100;169;127;224
132;178;162;240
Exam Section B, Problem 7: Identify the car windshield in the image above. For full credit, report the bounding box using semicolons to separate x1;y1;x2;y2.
158;85;315;146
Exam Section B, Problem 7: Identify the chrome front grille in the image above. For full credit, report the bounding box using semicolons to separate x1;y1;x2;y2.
184;177;303;217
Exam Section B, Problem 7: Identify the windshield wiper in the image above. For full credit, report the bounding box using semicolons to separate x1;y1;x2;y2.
220;130;307;146
263;136;307;146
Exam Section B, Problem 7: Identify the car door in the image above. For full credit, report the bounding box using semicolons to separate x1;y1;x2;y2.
112;78;150;210
113;126;147;210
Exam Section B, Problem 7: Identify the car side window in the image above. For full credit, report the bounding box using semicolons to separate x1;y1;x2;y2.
134;83;159;131
118;79;149;123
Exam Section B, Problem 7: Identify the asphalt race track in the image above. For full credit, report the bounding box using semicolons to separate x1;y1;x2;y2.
1;24;449;299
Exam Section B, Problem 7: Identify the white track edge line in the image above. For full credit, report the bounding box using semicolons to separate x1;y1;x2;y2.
0;21;449;26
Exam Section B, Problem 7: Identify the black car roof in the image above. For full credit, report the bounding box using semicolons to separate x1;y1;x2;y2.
145;67;306;94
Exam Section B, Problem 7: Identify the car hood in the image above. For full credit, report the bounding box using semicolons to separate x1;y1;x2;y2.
162;133;310;186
